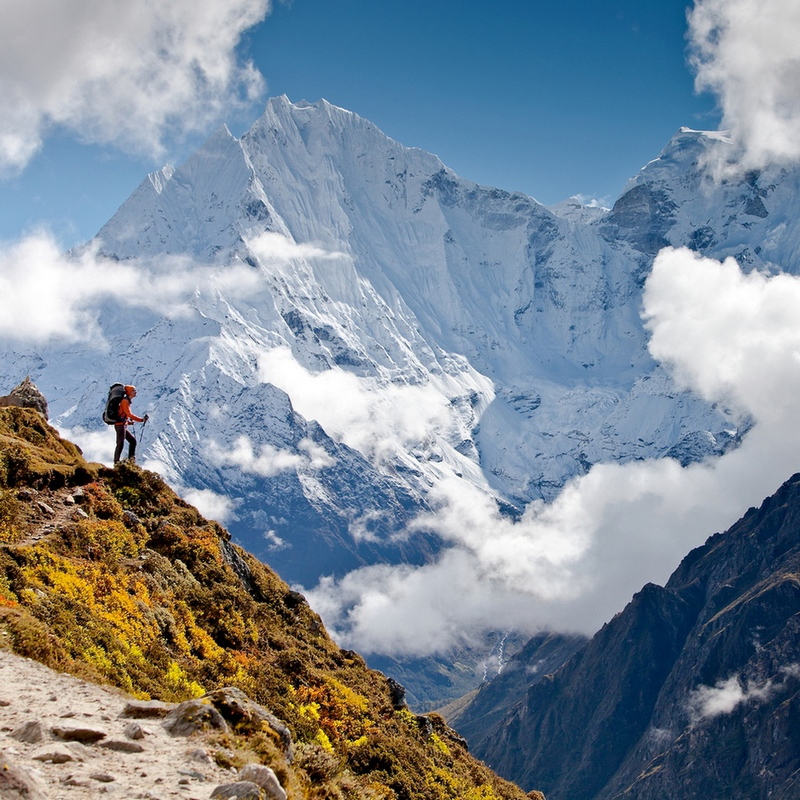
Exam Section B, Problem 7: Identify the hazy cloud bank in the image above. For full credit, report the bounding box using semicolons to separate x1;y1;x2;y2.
0;230;272;343
689;0;800;172
0;0;271;173
308;247;800;656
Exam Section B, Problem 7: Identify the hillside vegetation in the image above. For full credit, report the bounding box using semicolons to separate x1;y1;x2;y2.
0;405;532;800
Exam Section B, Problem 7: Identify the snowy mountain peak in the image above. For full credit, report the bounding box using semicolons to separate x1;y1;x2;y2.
79;105;748;528
147;164;175;194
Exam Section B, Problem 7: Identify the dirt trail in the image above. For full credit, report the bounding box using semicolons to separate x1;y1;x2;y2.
0;648;236;800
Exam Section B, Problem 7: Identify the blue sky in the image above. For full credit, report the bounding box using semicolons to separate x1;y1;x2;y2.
1;0;720;247
253;0;719;200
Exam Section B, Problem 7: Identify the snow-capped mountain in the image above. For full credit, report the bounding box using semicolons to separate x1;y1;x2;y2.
2;98;794;596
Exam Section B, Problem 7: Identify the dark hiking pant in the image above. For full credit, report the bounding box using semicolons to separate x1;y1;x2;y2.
114;423;137;464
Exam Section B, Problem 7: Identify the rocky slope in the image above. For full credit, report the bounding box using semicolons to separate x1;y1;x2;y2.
452;472;800;800
441;632;588;750
0;402;531;800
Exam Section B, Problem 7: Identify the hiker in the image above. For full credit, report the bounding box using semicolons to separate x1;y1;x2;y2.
113;385;149;464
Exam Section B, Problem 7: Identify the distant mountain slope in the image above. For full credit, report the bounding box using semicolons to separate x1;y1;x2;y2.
457;473;800;800
0;403;530;800
442;631;588;746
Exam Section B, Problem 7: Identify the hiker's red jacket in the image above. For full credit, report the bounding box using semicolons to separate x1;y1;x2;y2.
117;397;145;424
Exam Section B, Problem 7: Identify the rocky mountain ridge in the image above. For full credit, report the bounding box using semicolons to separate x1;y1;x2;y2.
450;472;800;800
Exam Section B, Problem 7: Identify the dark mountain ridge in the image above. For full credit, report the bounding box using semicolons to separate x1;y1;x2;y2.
452;473;800;800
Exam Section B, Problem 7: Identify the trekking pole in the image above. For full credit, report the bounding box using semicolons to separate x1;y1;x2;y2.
139;417;149;450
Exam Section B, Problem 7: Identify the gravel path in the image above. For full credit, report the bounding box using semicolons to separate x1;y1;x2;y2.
0;649;236;800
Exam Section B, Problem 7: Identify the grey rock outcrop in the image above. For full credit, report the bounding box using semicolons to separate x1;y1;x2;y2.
0;377;48;418
204;687;292;759
239;763;287;800
211;781;264;799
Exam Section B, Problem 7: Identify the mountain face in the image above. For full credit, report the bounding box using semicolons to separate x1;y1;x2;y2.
442;631;588;745
3;99;800;684
451;473;800;800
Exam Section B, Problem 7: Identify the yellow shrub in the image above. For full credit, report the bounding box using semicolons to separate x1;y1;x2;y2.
296;676;373;745
172;600;226;662
81;518;146;560
0;490;21;543
425;766;459;797
429;733;451;757
315;729;334;753
165;660;205;698
463;786;501;800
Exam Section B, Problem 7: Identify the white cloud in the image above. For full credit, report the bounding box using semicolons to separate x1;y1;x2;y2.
299;438;337;470
208;434;305;477
348;510;389;544
643;248;800;420
56;424;116;466
689;0;800;172
263;530;289;551
0;231;266;343
689;676;752;721
306;247;800;656
207;434;335;477
306;549;542;656
247;232;347;264
258;347;456;462
688;665;800;723
0;0;271;173
180;487;237;525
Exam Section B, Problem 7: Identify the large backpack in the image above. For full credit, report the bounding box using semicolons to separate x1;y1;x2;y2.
102;383;126;425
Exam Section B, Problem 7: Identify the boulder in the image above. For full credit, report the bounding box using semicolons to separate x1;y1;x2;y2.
0;377;48;419
11;719;45;744
210;781;263;800
239;764;287;800
99;738;147;753
31;743;85;764
121;699;175;718
204;687;292;758
162;698;228;737
123;721;146;739
50;724;107;743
